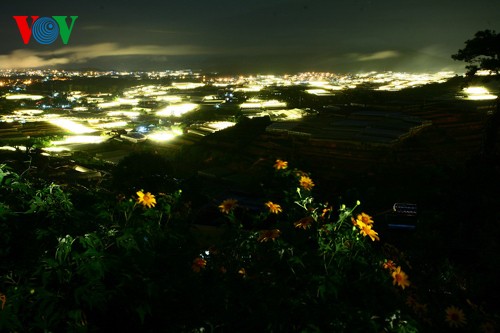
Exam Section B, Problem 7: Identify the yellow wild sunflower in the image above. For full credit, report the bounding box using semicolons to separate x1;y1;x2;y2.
265;201;282;214
294;216;314;230
356;212;374;226
191;257;207;273
299;175;315;191
0;293;6;310
320;206;332;219
218;199;238;214
274;159;288;170
383;259;397;271
392;266;411;290
257;229;281;242
136;191;157;208
445;306;467;328
356;221;380;241
480;322;495;333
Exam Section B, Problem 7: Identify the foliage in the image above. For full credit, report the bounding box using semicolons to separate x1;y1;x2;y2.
0;160;498;332
452;30;500;76
111;151;175;193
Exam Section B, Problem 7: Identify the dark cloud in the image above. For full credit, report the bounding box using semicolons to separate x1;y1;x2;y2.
0;0;499;72
0;43;209;69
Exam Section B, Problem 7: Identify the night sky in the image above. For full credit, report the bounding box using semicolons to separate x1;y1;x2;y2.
1;0;499;74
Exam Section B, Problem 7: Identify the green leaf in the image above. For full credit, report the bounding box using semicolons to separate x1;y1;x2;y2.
136;303;152;324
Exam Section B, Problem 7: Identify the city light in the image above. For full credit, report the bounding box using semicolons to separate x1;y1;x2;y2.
107;111;141;118
307;81;344;90
268;108;305;120
375;72;454;91
14;109;44;115
240;99;286;109
117;98;140;105
98;101;121;108
234;85;263;92
203;121;236;131
146;130;179;142
171;82;205;90
156;103;198;117
156;95;183;103
462;86;498;100
43;147;71;152
0;146;19;151
475;70;497;76
0;69;478;162
52;135;108;145
262;100;287;108
5;94;44;100
246;108;306;120
305;89;333;96
240;101;262;109
49;119;96;134
95;121;129;129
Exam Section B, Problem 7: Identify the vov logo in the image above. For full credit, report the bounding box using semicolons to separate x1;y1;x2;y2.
13;16;78;45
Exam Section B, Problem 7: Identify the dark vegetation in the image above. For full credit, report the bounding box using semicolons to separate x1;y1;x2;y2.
1;133;499;332
452;30;500;76
1;32;500;331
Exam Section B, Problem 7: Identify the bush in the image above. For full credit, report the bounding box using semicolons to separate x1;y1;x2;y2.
0;160;498;332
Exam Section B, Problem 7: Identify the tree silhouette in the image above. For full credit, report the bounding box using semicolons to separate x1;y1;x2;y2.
452;30;500;76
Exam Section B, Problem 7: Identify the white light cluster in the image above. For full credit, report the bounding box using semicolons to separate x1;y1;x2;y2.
171;82;205;90
204;121;236;131
147;131;178;142
240;99;286;109
156;103;198;117
49;119;96;134
107;111;141;118
462;86;497;100
52;135;108;145
5;94;44;100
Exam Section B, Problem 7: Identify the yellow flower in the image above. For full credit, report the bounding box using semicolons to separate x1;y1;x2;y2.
392;266;410;289
357;221;380;241
218;199;238;214
351;216;357;226
480;322;495;333
257;229;281;242
383;259;397;271
265;201;282;214
274;159;288;170
136;191;156;208
299;175;315;191
320;206;332;219
294;216;314;230
352;212;374;227
238;268;247;276
445;306;467;328
406;296;428;315
357;212;374;226
191;257;207;273
466;298;479;311
0;293;6;310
